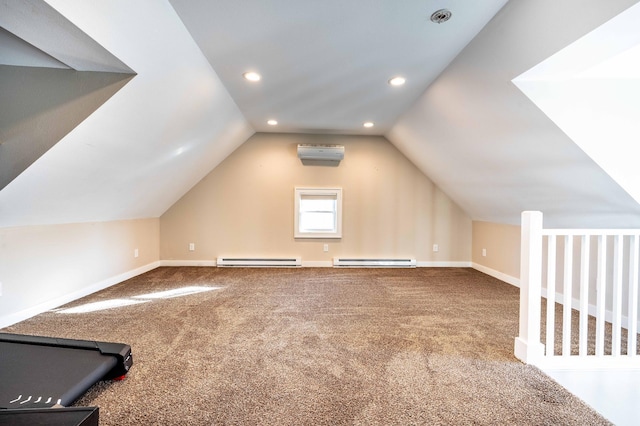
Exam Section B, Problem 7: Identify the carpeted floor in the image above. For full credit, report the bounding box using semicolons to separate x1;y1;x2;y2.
3;267;612;425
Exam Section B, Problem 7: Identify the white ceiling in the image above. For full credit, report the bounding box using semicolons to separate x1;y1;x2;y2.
0;27;68;69
0;0;252;227
170;0;508;135
388;0;640;228
513;2;640;207
1;0;639;229
0;0;132;73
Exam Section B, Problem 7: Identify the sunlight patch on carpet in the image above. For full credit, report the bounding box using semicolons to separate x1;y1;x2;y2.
52;286;221;314
132;286;221;300
54;299;149;314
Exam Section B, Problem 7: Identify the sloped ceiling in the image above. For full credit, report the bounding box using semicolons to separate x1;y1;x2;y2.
169;0;508;135
387;0;640;228
0;0;135;190
0;66;133;190
513;2;640;208
0;0;253;227
1;0;639;229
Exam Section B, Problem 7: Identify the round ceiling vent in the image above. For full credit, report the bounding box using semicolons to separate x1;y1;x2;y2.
430;9;452;24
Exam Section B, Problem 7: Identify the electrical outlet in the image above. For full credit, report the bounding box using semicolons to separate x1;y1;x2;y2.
433;244;439;252
323;244;329;252
189;243;195;251
134;248;139;258
482;248;487;257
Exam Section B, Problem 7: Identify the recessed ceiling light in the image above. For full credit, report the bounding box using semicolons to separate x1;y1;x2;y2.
267;119;278;125
243;71;261;82
389;76;406;86
430;9;452;24
363;122;374;128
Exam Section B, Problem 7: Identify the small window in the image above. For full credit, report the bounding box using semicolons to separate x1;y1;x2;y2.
294;188;342;239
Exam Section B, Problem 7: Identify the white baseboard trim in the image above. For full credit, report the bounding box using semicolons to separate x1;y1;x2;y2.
0;261;160;329
300;261;472;268
472;263;520;287
159;260;217;267
158;260;475;268
416;261;472;268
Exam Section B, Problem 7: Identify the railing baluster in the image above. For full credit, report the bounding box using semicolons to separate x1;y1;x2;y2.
518;211;640;369
579;235;590;356
612;235;623;356
596;235;607;357
629;235;639;357
563;235;573;356
546;235;556;356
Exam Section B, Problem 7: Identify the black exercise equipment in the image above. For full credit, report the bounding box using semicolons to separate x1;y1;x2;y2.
0;332;132;412
0;406;99;426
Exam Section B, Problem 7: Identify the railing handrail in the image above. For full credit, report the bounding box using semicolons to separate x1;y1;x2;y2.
542;229;640;236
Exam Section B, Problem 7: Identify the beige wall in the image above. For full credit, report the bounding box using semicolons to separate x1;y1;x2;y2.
472;220;521;281
160;133;471;264
0;218;159;327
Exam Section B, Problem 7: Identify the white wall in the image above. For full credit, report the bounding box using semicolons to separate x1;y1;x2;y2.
0;219;159;328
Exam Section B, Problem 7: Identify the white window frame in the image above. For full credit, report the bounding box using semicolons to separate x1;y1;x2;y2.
294;188;342;239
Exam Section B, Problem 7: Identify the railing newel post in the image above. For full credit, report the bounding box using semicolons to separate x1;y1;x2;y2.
514;211;545;364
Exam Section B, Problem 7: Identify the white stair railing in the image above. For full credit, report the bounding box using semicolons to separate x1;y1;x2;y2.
516;211;640;369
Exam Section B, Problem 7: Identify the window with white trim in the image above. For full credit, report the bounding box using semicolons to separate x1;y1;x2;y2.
294;188;342;239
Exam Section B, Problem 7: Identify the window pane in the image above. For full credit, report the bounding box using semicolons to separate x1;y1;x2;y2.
300;212;335;232
294;187;342;239
300;198;336;213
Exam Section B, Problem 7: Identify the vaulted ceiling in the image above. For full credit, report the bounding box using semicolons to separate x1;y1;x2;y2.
170;0;507;135
1;0;639;229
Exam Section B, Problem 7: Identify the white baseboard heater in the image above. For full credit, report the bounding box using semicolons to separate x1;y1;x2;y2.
333;258;416;268
216;257;302;267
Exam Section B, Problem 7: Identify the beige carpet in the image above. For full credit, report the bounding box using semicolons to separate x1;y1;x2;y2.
3;267;611;425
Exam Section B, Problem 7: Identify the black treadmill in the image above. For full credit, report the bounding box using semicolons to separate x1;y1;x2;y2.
0;333;132;424
0;407;99;426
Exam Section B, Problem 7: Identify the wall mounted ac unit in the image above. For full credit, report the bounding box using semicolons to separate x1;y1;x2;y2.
297;144;344;166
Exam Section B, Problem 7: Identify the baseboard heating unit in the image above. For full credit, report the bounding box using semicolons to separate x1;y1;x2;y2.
332;258;416;268
216;257;302;267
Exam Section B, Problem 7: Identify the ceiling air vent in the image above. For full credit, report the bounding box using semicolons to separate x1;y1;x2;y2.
430;9;452;24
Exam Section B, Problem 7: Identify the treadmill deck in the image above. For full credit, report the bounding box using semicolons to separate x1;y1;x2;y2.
0;333;132;409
